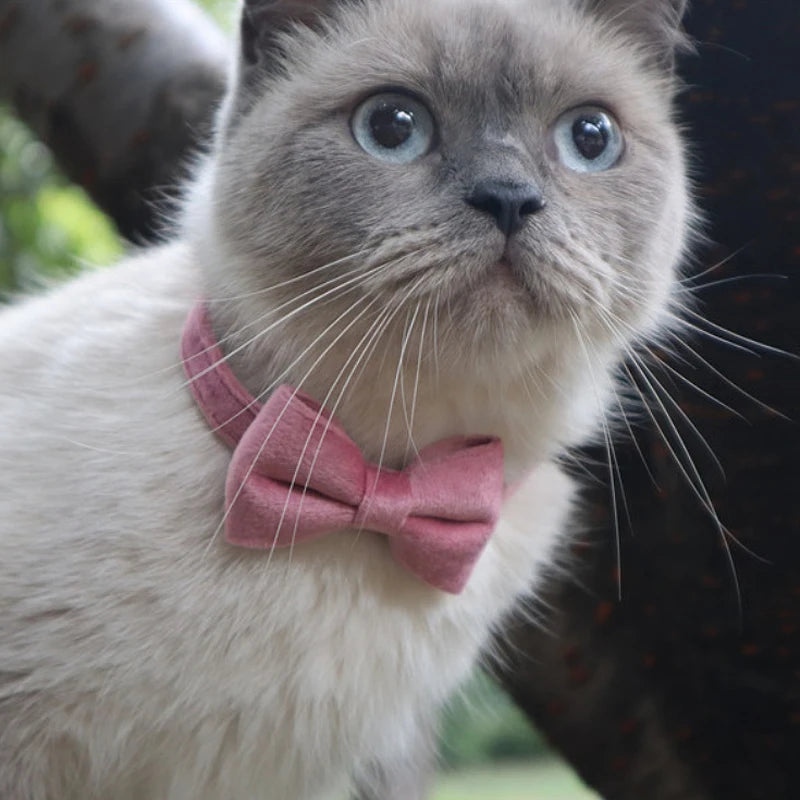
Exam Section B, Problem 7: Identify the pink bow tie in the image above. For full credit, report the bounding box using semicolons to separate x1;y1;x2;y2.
181;304;504;594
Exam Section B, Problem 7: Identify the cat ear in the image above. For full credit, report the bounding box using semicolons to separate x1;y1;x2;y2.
238;0;338;75
588;0;691;69
224;0;346;123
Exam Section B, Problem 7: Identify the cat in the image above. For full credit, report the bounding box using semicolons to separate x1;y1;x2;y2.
0;0;691;798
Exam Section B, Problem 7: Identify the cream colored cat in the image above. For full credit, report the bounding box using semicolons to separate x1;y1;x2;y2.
0;0;690;797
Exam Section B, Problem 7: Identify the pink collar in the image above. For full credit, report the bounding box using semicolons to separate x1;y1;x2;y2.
181;303;505;594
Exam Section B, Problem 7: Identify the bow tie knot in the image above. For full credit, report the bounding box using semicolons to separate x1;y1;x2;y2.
356;467;413;535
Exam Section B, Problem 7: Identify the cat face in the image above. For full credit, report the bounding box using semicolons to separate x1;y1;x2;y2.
203;0;690;381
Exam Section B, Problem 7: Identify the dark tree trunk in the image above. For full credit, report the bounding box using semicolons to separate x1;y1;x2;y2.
0;0;228;242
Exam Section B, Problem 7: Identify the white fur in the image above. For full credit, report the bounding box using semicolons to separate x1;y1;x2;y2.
0;247;574;799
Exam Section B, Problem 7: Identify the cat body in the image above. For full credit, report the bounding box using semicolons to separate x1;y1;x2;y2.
0;246;573;799
0;0;690;797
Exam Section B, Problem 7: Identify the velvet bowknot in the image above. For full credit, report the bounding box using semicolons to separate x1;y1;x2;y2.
181;304;505;594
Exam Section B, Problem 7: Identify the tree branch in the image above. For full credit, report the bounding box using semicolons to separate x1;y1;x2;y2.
0;0;228;241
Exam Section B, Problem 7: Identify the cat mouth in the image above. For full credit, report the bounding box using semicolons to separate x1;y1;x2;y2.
453;252;540;314
496;254;517;273
491;254;530;293
484;251;578;317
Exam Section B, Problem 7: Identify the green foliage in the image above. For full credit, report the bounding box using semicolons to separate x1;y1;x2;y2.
0;107;121;299
440;671;549;769
199;0;236;28
434;761;599;800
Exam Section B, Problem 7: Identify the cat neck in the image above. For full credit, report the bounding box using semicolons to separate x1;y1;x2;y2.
199;291;597;484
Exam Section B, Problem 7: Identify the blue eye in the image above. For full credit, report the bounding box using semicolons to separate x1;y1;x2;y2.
553;106;624;173
351;92;435;164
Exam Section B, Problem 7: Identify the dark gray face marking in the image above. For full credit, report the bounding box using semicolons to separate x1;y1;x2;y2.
212;0;690;372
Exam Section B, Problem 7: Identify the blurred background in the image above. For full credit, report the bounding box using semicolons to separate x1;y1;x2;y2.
0;0;597;797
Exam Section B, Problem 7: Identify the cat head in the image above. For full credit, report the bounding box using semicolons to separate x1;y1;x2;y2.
191;0;691;403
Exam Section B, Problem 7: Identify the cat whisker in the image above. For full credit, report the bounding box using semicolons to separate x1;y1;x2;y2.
677;243;752;284
205;288;374;438
596;308;781;586
599;308;727;480
400;302;424;465
279;276;428;560
199;251;377;348
207;249;374;303
599;297;775;422
204;291;385;558
641;344;746;421
619;354;749;618
603;242;747;290
695;39;752;62
668;307;800;361
557;448;610;486
618;311;772;580
222;261;429;565
199;252;430;436
587;315;661;494
412;297;432;443
106;250;378;391
50;436;147;458
665;313;757;358
519;360;559;424
668;336;790;421
278;307;394;564
277;285;420;561
673;273;789;295
354;290;421;540
432;289;442;386
636;354;727;478
397;307;415;461
181;257;401;395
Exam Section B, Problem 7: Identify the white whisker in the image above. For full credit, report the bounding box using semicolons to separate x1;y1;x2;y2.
673;273;788;295
621;355;749;617
204;289;388;558
400;302;423;464
265;299;395;562
285;275;428;558
599;309;726;481
672;307;799;361
355;288;420;537
642;344;746;422
432;288;442;385
278;289;418;560
677;243;752;285
207;249;373;302
181;257;401;396
671;337;790;421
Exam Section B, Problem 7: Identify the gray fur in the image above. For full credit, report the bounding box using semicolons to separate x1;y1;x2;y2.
587;0;692;67
205;0;691;396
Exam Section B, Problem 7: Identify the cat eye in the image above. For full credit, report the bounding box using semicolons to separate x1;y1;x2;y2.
553;106;624;173
351;92;435;164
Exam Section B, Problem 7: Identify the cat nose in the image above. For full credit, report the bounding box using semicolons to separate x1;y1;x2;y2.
465;180;546;237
